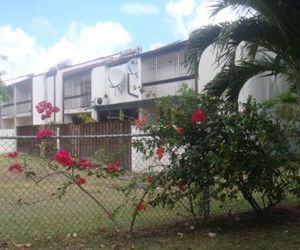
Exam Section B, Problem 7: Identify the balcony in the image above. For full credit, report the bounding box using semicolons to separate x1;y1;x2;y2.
16;100;31;116
63;70;91;112
64;94;91;111
141;50;187;84
1;103;14;117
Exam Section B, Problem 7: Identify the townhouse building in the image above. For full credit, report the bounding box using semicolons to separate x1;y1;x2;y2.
0;40;288;129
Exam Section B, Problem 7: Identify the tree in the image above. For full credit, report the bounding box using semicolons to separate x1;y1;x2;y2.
185;0;300;100
0;79;7;102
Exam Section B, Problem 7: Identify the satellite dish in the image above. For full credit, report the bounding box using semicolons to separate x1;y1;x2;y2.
127;58;138;78
108;68;126;94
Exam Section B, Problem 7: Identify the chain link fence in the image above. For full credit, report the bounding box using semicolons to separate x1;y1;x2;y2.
0;133;298;242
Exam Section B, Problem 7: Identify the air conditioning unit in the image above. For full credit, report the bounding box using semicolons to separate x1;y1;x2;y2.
94;95;108;106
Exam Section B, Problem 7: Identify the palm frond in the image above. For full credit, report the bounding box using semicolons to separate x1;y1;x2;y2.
184;24;225;75
216;17;288;66
209;0;300;41
205;55;289;100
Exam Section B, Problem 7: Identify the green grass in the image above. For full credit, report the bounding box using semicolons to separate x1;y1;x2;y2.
0;152;299;245
30;204;300;249
0;153;192;242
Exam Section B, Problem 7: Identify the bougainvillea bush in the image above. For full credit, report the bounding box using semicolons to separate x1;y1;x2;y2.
7;100;125;226
133;86;300;218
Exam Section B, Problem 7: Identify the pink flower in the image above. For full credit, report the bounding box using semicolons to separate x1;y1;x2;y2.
7;152;18;158
51;106;60;113
176;127;184;135
191;109;207;123
107;161;121;171
36;100;60;120
156;146;165;160
77;159;92;169
135;117;146;128
136;201;145;212
75;176;87;185
54;150;73;167
8;163;23;173
36;128;54;138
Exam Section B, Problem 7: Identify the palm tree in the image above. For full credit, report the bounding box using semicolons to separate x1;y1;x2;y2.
185;0;300;101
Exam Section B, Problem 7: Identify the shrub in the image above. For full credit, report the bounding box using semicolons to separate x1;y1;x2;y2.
133;87;300;217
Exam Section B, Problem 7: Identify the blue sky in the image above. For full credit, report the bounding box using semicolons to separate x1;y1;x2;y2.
0;0;235;78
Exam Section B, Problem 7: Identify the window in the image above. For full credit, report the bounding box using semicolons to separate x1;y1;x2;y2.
64;71;91;110
141;49;188;83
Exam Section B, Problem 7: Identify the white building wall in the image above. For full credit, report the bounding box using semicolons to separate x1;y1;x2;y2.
91;60;141;117
198;46;222;93
197;46;289;102
107;63;139;104
45;76;55;105
91;66;108;119
32;75;45;125
32;74;56;125
54;71;64;123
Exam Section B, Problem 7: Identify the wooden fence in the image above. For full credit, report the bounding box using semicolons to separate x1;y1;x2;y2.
16;121;132;169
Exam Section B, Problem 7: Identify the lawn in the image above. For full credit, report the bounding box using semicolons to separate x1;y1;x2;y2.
27;204;300;249
0;152;299;246
0;153;193;242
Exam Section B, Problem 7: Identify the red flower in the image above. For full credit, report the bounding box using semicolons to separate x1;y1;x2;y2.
155;146;165;160
135;117;146;128
8;163;23;173
176;127;184;135
147;175;154;183
191;109;207;123
75;176;87;185
36;128;54;138
54;150;73;167
177;180;186;192
7;152;18;158
136;201;145;212
107;161;121;171
78;159;92;169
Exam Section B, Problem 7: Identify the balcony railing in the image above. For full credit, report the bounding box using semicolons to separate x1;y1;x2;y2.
141;50;187;84
16;100;31;114
1;103;14;117
64;94;91;110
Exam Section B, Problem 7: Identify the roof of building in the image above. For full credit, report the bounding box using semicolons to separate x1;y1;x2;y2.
140;40;187;58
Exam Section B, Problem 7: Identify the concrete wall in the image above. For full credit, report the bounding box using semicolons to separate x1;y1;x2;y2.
0;129;16;153
198;46;289;101
54;71;64;123
198;46;222;93
131;127;166;172
32;74;56;125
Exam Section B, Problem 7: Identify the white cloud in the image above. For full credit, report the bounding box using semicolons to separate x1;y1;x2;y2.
188;1;239;32
0;21;132;80
165;0;195;38
121;3;159;15
165;0;243;39
30;16;55;34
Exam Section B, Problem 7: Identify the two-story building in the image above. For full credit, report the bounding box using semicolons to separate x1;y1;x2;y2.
0;39;288;130
1;75;33;129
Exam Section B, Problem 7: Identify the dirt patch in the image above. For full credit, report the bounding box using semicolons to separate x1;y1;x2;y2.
129;203;300;239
